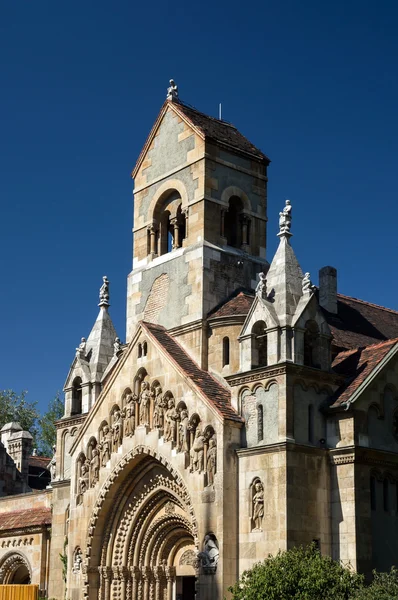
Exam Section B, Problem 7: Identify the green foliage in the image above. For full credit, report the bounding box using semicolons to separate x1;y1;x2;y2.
37;392;64;456
0;389;40;444
228;545;364;600
353;567;398;599
60;536;68;584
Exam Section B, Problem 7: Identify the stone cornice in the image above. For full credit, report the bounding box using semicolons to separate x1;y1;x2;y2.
167;319;203;337
0;524;50;537
55;414;87;430
329;446;398;468
207;315;246;328
226;365;287;387
226;362;344;388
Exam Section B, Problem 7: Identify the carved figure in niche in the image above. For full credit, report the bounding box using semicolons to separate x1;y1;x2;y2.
112;410;123;452
72;548;83;574
190;429;205;473
197;534;219;572
123;393;136;437
178;409;189;453
76;337;86;358
164;398;178;442
256;272;267;299
152;385;165;429
206;438;217;486
99;426;111;467
48;445;56;482
279;199;292;234
90;448;100;487
302;272;315;294
138;382;151;426
78;462;89;497
251;480;264;531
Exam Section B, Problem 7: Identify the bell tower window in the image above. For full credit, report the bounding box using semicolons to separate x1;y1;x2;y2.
222;337;230;367
251;321;267;368
151;190;187;257
71;377;82;415
304;320;320;368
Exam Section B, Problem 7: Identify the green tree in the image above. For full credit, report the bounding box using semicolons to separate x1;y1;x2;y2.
0;389;40;443
37;393;64;456
354;567;398;600
228;545;364;600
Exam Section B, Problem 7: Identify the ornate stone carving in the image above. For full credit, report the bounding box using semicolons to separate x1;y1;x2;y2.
190;429;205;473
164;398;178;442
178;409;189;453
99;275;110;307
122;394;136;437
138;382;151;426
197;534;219;574
206;438;217;486
78;461;89;501
278;199;292;235
166;79;178;101
164;501;175;515
111;410;123;452
250;478;264;531
152;385;165;429
72;547;83;574
113;337;122;356
302;272;315;294
179;549;197;567
99;425;111;467
48;445;57;483
255;272;267;299
76;337;87;358
90;448;100;487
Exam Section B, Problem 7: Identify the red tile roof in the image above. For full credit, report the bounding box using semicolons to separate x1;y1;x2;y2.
29;456;51;469
0;507;52;531
173;102;270;162
142;322;242;423
208;290;255;319
330;338;398;408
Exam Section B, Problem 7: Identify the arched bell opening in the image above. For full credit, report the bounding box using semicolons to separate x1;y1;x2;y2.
84;448;198;600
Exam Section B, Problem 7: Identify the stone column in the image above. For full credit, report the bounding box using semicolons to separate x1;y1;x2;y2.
142;565;151;599
147;224;158;258
220;209;227;244
170;217;179;249
120;567;129;600
182;207;189;239
165;567;176;600
129;566;140;600
153;566;162;600
240;214;251;250
98;567;112;600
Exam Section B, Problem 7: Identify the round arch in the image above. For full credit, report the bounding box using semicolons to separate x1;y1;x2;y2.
0;551;32;584
221;185;252;212
148;179;189;222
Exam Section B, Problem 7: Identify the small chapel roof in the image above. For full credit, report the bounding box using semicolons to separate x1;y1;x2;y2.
0;507;52;532
142;322;242;423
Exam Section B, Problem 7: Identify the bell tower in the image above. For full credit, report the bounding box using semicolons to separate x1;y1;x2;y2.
126;82;270;351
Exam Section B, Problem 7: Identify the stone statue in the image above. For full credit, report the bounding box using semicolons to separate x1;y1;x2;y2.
78;462;89;497
279;200;292;234
152;385;165;429
302;272;315;294
123;394;135;437
112;410;123;452
113;337;122;356
190;429;205;473
178;409;189;453
99;425;111;467
251;480;264;531
48;445;56;482
197;534;219;573
164;398;178;442
206;438;217;486
255;272;267;298
90;448;100;487
138;382;151;426
72;548;83;574
99;276;110;306
76;337;86;357
167;79;178;101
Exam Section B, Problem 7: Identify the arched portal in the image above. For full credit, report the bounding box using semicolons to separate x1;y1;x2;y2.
0;552;32;584
83;446;198;600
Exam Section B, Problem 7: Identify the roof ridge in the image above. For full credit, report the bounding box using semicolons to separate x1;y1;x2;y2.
175;100;236;128
338;293;398;315
335;336;398;358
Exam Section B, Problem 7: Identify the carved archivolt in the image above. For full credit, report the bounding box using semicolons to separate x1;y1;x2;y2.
0;551;32;584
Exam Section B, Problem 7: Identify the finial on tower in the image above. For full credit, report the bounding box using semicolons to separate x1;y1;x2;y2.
167;79;179;102
99;275;110;307
278;200;292;238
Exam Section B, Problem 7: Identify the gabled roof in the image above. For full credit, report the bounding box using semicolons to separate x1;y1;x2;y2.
329;338;398;408
29;456;51;469
132;100;269;178
0;507;52;531
142;322;242;423
208;290;255;319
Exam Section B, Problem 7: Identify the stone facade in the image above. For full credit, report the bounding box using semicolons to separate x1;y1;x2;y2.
2;92;398;599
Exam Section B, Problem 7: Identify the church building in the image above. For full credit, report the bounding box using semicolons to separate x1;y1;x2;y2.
1;82;398;600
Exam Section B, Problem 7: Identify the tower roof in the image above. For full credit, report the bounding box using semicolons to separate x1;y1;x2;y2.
85;306;118;381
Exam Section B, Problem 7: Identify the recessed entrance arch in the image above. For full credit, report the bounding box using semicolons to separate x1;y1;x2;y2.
83;445;198;600
0;551;32;584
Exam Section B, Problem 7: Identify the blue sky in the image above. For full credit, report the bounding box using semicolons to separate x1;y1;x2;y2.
1;1;397;415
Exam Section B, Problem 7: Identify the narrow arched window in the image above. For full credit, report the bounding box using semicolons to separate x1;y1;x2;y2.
304;320;320;368
383;479;389;511
257;405;264;442
370;476;376;510
143;341;148;357
225;196;244;248
252;321;267;368
138;343;142;358
71;377;82;415
222;337;230;367
308;405;314;444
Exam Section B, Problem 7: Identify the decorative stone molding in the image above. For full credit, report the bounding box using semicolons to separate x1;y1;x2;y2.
0;551;32;584
0;538;34;548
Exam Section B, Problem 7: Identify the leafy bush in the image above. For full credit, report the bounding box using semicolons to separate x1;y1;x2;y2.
353;567;398;599
228;544;364;600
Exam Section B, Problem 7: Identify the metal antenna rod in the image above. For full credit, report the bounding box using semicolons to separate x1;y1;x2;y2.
219;103;222;121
